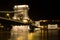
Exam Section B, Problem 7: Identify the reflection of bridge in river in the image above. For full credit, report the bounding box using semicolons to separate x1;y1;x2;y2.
0;29;60;40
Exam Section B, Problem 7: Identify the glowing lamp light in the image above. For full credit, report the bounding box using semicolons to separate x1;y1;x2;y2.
13;17;17;19
6;13;9;16
23;19;28;23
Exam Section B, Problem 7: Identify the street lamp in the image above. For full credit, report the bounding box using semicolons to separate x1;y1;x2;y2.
6;12;10;19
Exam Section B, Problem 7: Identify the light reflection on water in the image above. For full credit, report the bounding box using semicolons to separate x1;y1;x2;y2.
10;25;29;40
0;29;60;40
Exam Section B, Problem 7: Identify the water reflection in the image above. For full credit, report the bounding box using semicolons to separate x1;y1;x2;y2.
0;30;10;40
28;29;60;40
10;25;29;40
0;29;60;40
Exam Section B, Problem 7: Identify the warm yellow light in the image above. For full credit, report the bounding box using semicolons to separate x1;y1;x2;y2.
13;17;17;19
17;18;20;20
6;13;9;16
40;20;43;22
14;5;29;9
23;20;28;23
0;24;4;28
43;20;46;22
40;20;47;22
28;33;33;40
40;26;44;28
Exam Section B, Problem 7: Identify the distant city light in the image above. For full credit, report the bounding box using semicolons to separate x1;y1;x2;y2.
40;20;47;22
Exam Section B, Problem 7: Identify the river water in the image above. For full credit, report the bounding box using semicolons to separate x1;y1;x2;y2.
0;29;60;40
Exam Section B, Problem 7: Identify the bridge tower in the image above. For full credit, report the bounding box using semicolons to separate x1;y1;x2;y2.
13;5;30;23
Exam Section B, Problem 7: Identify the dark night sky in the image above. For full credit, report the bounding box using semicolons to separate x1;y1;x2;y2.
0;0;57;20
